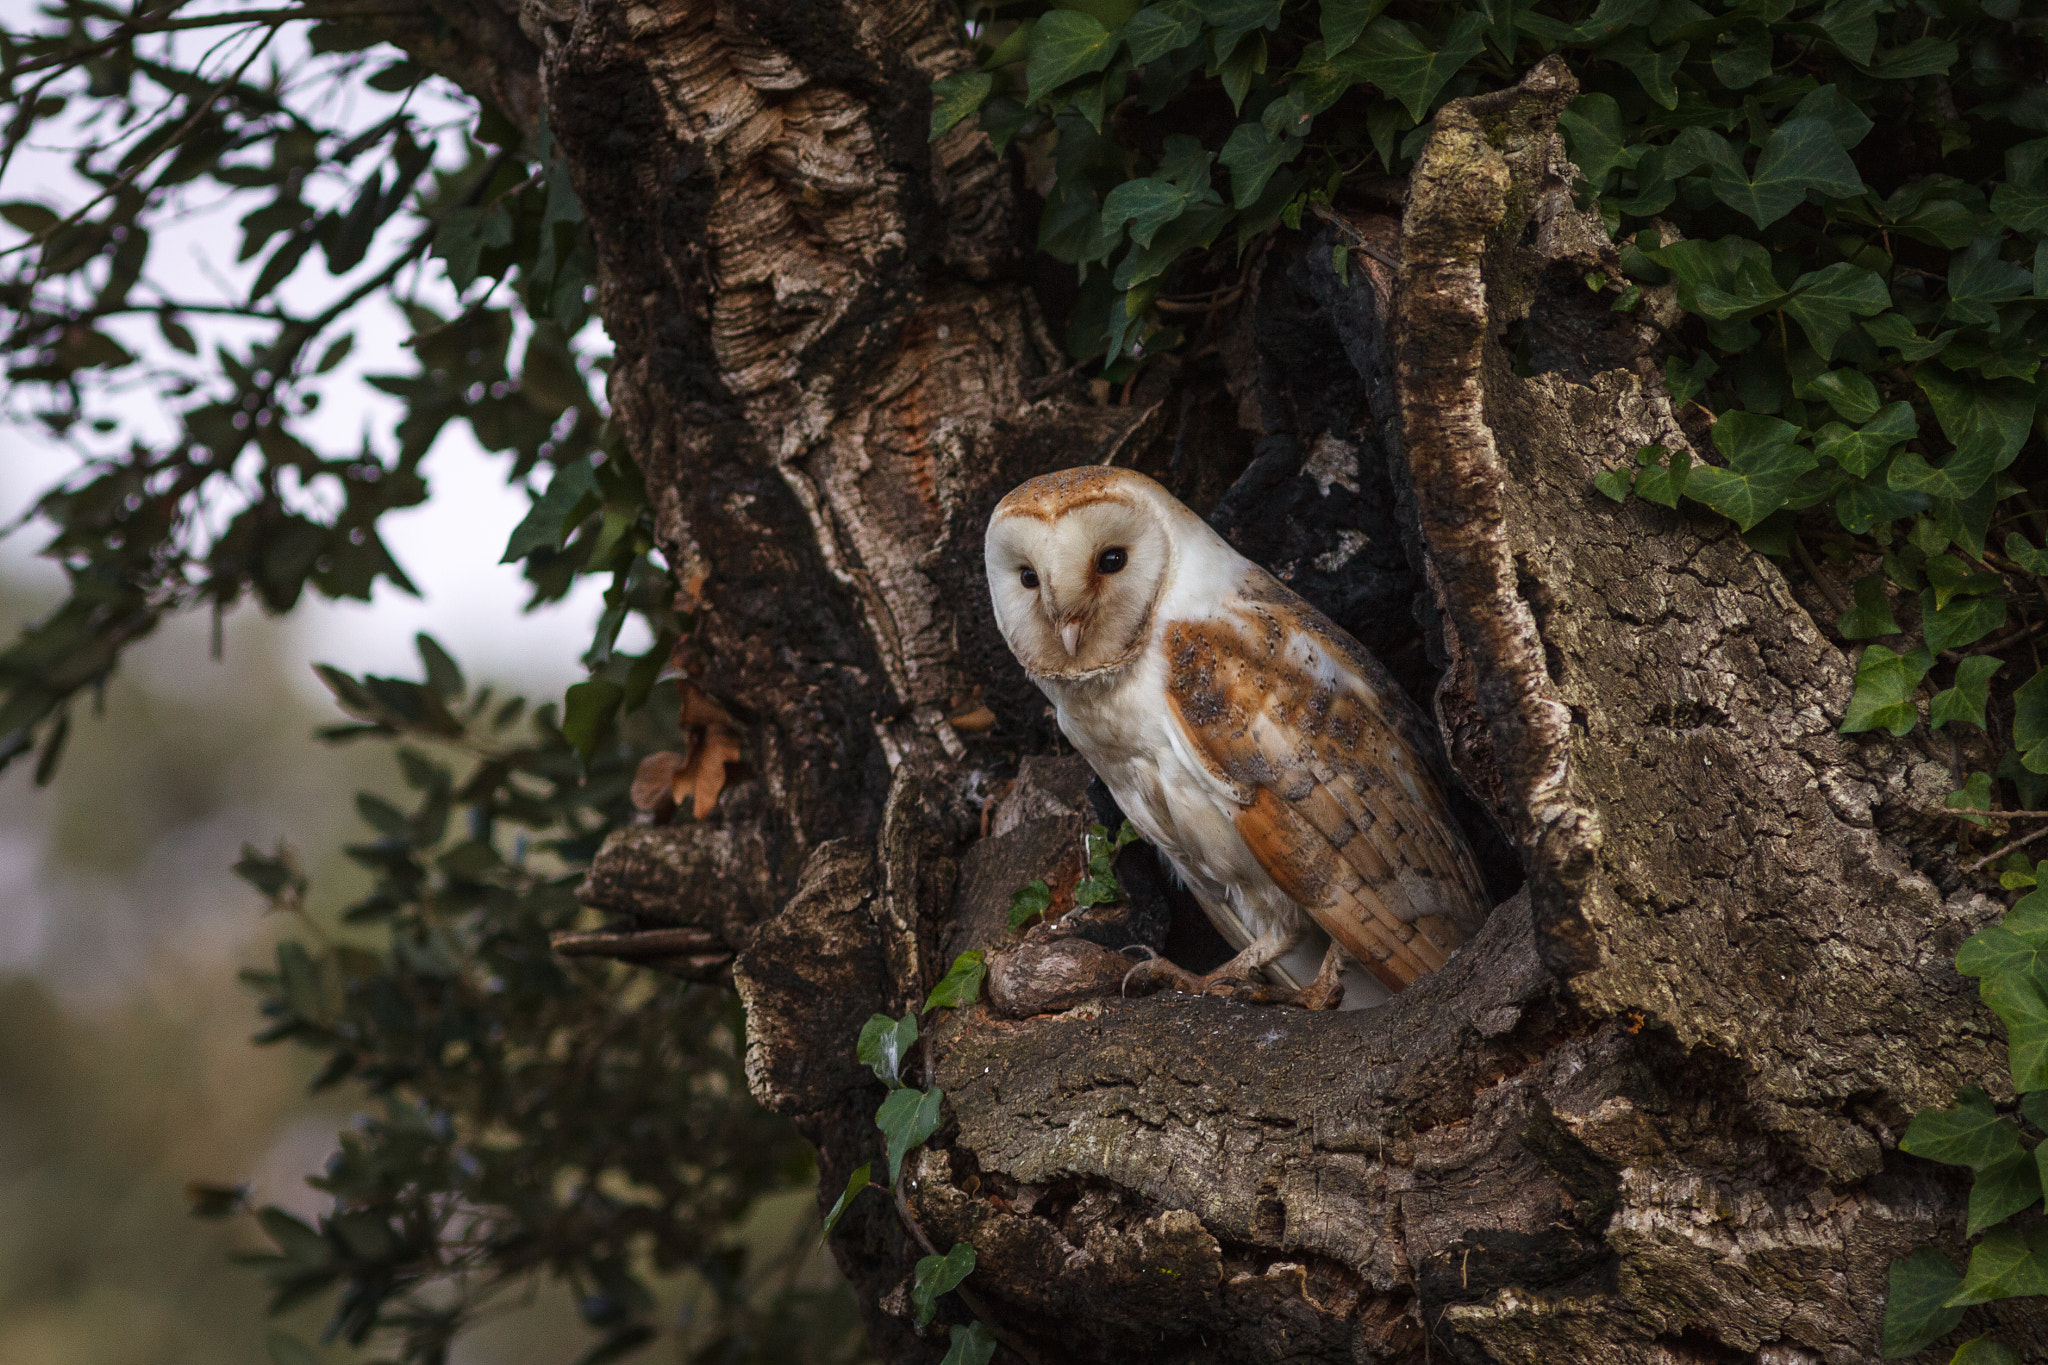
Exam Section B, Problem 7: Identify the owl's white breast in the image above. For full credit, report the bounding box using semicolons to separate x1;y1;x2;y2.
1034;544;1389;1006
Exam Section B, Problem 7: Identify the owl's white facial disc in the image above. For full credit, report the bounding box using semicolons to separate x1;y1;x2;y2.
985;471;1176;682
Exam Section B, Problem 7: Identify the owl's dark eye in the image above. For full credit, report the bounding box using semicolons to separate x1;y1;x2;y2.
1019;566;1039;589
1096;547;1128;575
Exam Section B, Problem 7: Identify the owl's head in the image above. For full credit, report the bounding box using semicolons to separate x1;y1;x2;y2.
984;467;1185;681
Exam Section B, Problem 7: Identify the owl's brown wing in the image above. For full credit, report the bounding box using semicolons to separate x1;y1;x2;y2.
1162;583;1490;994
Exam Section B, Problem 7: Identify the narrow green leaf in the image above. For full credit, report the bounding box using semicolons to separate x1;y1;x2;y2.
821;1163;870;1237
1931;657;2002;731
911;1242;977;1326
924;950;988;1012
1881;1247;1965;1357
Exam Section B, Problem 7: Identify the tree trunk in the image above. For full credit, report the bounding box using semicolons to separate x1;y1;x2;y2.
415;3;2035;1360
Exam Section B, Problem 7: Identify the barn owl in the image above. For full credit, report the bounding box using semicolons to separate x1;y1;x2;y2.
984;467;1490;1010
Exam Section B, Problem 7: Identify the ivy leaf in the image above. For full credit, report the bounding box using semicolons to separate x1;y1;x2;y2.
561;679;623;760
1815;403;1917;478
1026;11;1119;103
1782;263;1890;360
2006;533;2048;575
1007;879;1052;931
1559;94;1629;188
1099;177;1196;248
1219;122;1301;208
1950;1339;2023;1365
876;1085;945;1184
1125;0;1203;64
1518;0;1659;45
1946;770;1995;826
1921;590;2006;653
939;1322;999;1365
856;1011;919;1088
1597;31;1686;110
1683;411;1813;530
1991;971;2048;1091
1787;83;1874;151
820;1163;870;1237
1901;1088;2026;1170
1990;183;2048;236
1969;1152;2045;1237
1835;574;1898;639
1839;643;1932;736
1863;36;1960;82
1319;0;1386;57
1797;369;1881;424
923;951;987;1012
1946;238;2036;327
1814;0;1882;65
503;459;598;562
930;71;993;141
1862;311;1955;361
1931;657;2003;730
1882;1247;1966;1356
1946;1222;2048;1306
1834;479;1927;535
1889;372;2039;501
1958;923;2048;989
1649;235;1784;320
911;1242;976;1327
1631;444;1688;508
1594;467;1634;502
1709;118;1864;228
1352;13;1489;123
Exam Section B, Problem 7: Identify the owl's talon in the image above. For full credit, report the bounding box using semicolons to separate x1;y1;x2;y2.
1121;954;1204;998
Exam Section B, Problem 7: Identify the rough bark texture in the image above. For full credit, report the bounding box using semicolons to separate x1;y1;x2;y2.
404;5;2031;1361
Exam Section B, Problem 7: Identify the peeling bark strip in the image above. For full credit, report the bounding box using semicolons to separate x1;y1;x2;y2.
396;0;2037;1356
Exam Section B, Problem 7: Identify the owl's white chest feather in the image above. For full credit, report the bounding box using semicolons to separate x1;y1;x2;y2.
1038;611;1368;1000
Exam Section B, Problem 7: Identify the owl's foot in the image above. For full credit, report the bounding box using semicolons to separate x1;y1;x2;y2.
1119;947;1345;1010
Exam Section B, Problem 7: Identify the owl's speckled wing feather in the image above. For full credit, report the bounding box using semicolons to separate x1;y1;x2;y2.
1162;573;1489;993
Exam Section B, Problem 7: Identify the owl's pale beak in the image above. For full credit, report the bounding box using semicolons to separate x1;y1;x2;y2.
1060;621;1083;656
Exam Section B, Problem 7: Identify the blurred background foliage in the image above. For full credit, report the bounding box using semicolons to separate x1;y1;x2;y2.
0;0;870;1359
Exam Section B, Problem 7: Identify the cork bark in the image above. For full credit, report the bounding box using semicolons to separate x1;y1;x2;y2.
409;5;2027;1362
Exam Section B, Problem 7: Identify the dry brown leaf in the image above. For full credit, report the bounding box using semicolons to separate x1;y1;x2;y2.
631;752;685;812
678;682;730;728
948;705;996;732
684;724;743;817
